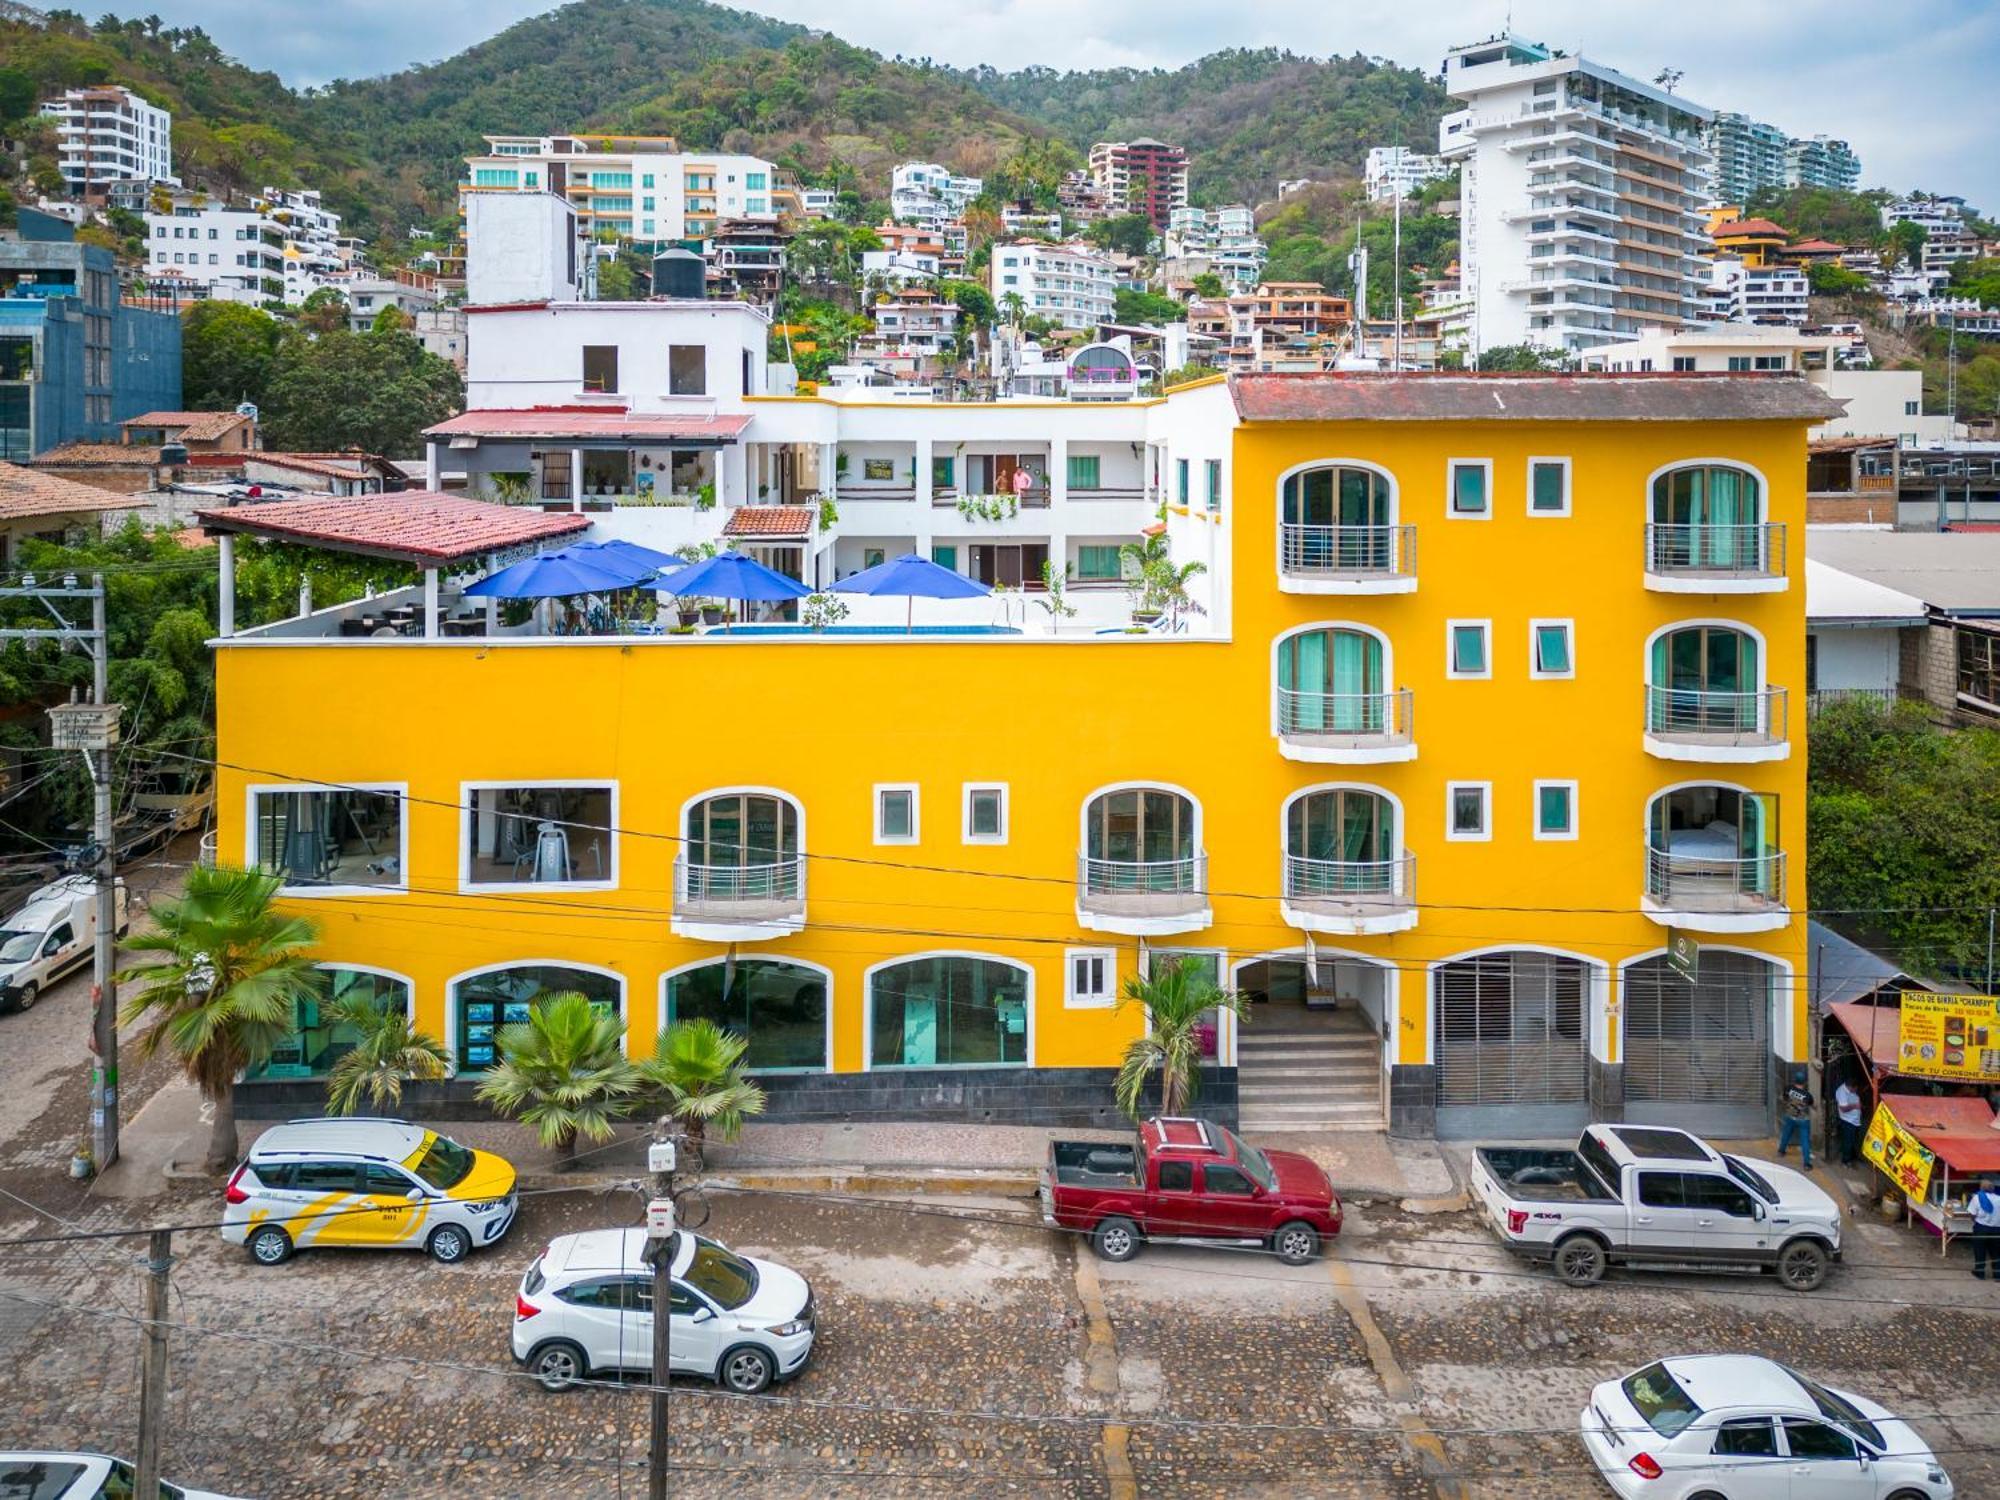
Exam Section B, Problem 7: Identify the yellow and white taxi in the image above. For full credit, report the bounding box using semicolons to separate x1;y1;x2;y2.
223;1117;518;1266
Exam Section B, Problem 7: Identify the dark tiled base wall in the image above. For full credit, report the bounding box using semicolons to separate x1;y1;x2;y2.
238;1066;1240;1132
1588;1057;1625;1120
1388;1064;1435;1138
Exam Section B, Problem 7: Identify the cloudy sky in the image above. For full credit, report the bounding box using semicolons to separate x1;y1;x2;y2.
132;0;1999;205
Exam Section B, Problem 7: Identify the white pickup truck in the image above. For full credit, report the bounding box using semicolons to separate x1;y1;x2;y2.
1472;1123;1843;1291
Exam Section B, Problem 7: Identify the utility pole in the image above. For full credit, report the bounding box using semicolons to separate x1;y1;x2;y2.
1392;186;1405;373
135;1228;172;1498
2;572;120;1172
644;1122;679;1500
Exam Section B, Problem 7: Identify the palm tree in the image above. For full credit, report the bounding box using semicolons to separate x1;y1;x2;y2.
640;1020;767;1169
118;865;324;1171
475;991;643;1167
1149;558;1209;629
325;996;449;1115
1113;958;1248;1120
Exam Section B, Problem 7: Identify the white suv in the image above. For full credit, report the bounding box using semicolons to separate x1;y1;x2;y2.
222;1117;518;1266
0;1451;242;1498
513;1227;815;1395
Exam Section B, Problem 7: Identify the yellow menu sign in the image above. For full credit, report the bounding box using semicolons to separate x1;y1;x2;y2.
1862;1100;1936;1200
1895;991;2000;1081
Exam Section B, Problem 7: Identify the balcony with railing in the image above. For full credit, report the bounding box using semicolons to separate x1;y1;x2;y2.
1643;523;1787;593
1281;852;1417;935
1275;688;1415;764
1643;847;1788;933
1278;524;1417;594
672;855;805;941
1076;853;1211;936
1643;685;1789;763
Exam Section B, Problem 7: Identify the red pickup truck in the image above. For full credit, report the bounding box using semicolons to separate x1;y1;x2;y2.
1040;1116;1342;1266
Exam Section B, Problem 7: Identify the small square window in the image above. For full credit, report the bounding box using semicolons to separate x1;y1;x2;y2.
1447;782;1491;842
963;784;1007;844
1066;948;1115;1008
1535;781;1577;840
874;784;918;845
1448;459;1491;517
1528;457;1570;515
1531;620;1574;678
1448;620;1491;679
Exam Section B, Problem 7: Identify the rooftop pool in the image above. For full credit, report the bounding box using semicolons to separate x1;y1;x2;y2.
723;624;1024;637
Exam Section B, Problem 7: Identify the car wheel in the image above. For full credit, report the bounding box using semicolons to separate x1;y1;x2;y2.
719;1345;776;1395
1091;1216;1141;1263
427;1224;472;1264
530;1340;588;1393
248;1225;292;1266
12;982;36;1013
1776;1238;1829;1292
1552;1233;1607;1286
1272;1220;1320;1266
1686;1492;1728;1500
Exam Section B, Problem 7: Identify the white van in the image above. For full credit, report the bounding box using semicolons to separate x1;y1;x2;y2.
0;874;129;1013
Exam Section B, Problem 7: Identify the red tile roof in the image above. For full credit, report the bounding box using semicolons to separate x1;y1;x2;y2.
120;410;252;442
1786;238;1845;253
722;505;815;538
194;491;591;564
0;461;143;519
1228;372;1845;423
1712;218;1788;238
425;409;753;443
243;454;374;480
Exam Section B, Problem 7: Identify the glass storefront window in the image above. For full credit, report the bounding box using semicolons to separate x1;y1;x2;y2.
465;785;613;885
869;956;1029;1068
252;787;403;889
245;967;410;1081
452;964;623;1073
666;960;827;1071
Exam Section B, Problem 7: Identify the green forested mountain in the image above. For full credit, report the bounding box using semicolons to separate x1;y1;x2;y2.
1;2;1450;239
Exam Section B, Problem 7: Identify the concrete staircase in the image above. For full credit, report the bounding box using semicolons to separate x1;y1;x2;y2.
1235;1018;1385;1133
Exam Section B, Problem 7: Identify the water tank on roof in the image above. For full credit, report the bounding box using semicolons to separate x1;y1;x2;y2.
652;249;705;300
159;443;188;466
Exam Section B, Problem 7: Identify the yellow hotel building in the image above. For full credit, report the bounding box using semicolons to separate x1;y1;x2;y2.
207;371;1838;1138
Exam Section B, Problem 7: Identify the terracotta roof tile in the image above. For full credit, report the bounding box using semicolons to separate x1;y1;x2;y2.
194;491;591;565
722;505;815;538
30;442;157;467
120;410;251;441
1228;372;1845;423
1712;218;1788;238
425;409;753;443
0;462;144;519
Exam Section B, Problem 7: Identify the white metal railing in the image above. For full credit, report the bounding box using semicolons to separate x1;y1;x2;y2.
1646;847;1786;909
1644;685;1787;745
674;856;802;905
1079;853;1208;901
1284;852;1415;905
1644;522;1786;578
1279;523;1416;579
1276;688;1413;742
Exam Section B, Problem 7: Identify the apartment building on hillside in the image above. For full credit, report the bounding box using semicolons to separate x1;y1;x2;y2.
990;240;1117;330
1087;139;1190;230
1364;146;1450;202
1189;282;1355;372
1705;114;1860;201
1785;135;1860;192
144;187;346;306
1439;34;1715;355
1165;206;1267;291
39;86;174;197
208;368;1833;1141
463;135;786;248
890;162;983;227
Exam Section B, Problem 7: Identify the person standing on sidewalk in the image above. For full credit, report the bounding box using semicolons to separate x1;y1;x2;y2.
1778;1071;1814;1170
1834;1078;1865;1167
1972;1178;2000;1280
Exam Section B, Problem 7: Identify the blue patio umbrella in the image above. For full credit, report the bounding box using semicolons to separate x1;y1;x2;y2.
569;537;682;573
464;549;641;598
831;551;990;632
654;548;811;629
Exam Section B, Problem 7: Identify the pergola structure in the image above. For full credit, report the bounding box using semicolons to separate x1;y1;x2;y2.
194;491;592;638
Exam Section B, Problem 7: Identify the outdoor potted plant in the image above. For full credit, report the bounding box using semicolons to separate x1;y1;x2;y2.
699;601;726;627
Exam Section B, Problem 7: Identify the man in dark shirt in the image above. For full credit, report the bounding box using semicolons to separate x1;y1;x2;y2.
1778;1071;1814;1170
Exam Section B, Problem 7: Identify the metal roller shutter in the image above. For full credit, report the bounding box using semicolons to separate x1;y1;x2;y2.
1435;953;1589;1130
1623;953;1771;1129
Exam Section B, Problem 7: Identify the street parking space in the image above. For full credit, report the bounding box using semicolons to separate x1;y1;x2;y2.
2;1160;1998;1497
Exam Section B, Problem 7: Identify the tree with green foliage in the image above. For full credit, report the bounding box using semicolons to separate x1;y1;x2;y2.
1088;213;1155;257
1809;699;2000;981
476;991;644;1167
641;1019;767;1167
117;866;324;1170
1113;958;1247;1118
1162;362;1223;386
987;136;1081;210
1950;259;2000;311
1477;343;1572;372
1888;219;1927;271
296;286;349;336
1745;186;1891;250
262;326;463;455
1113;287;1186;325
181;299;282;409
1807;261;1872;298
0;65;37;123
1190;272;1226;299
938;278;995;330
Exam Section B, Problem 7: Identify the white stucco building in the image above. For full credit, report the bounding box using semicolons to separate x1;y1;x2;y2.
1364;146;1448;202
1438;34;1714;355
990;241;1117;330
889;162;983;226
144;186;345;306
41;86;173;195
463;135;783;248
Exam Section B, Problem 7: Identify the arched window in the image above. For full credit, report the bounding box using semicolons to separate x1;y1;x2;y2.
869;955;1029;1069
246;966;411;1081
1285;788;1396;895
665;959;827;1073
1083;787;1198;893
1650;464;1763;570
1276;628;1386;733
451;963;622;1073
683;792;800;901
1647;786;1780;902
1648;625;1761;733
